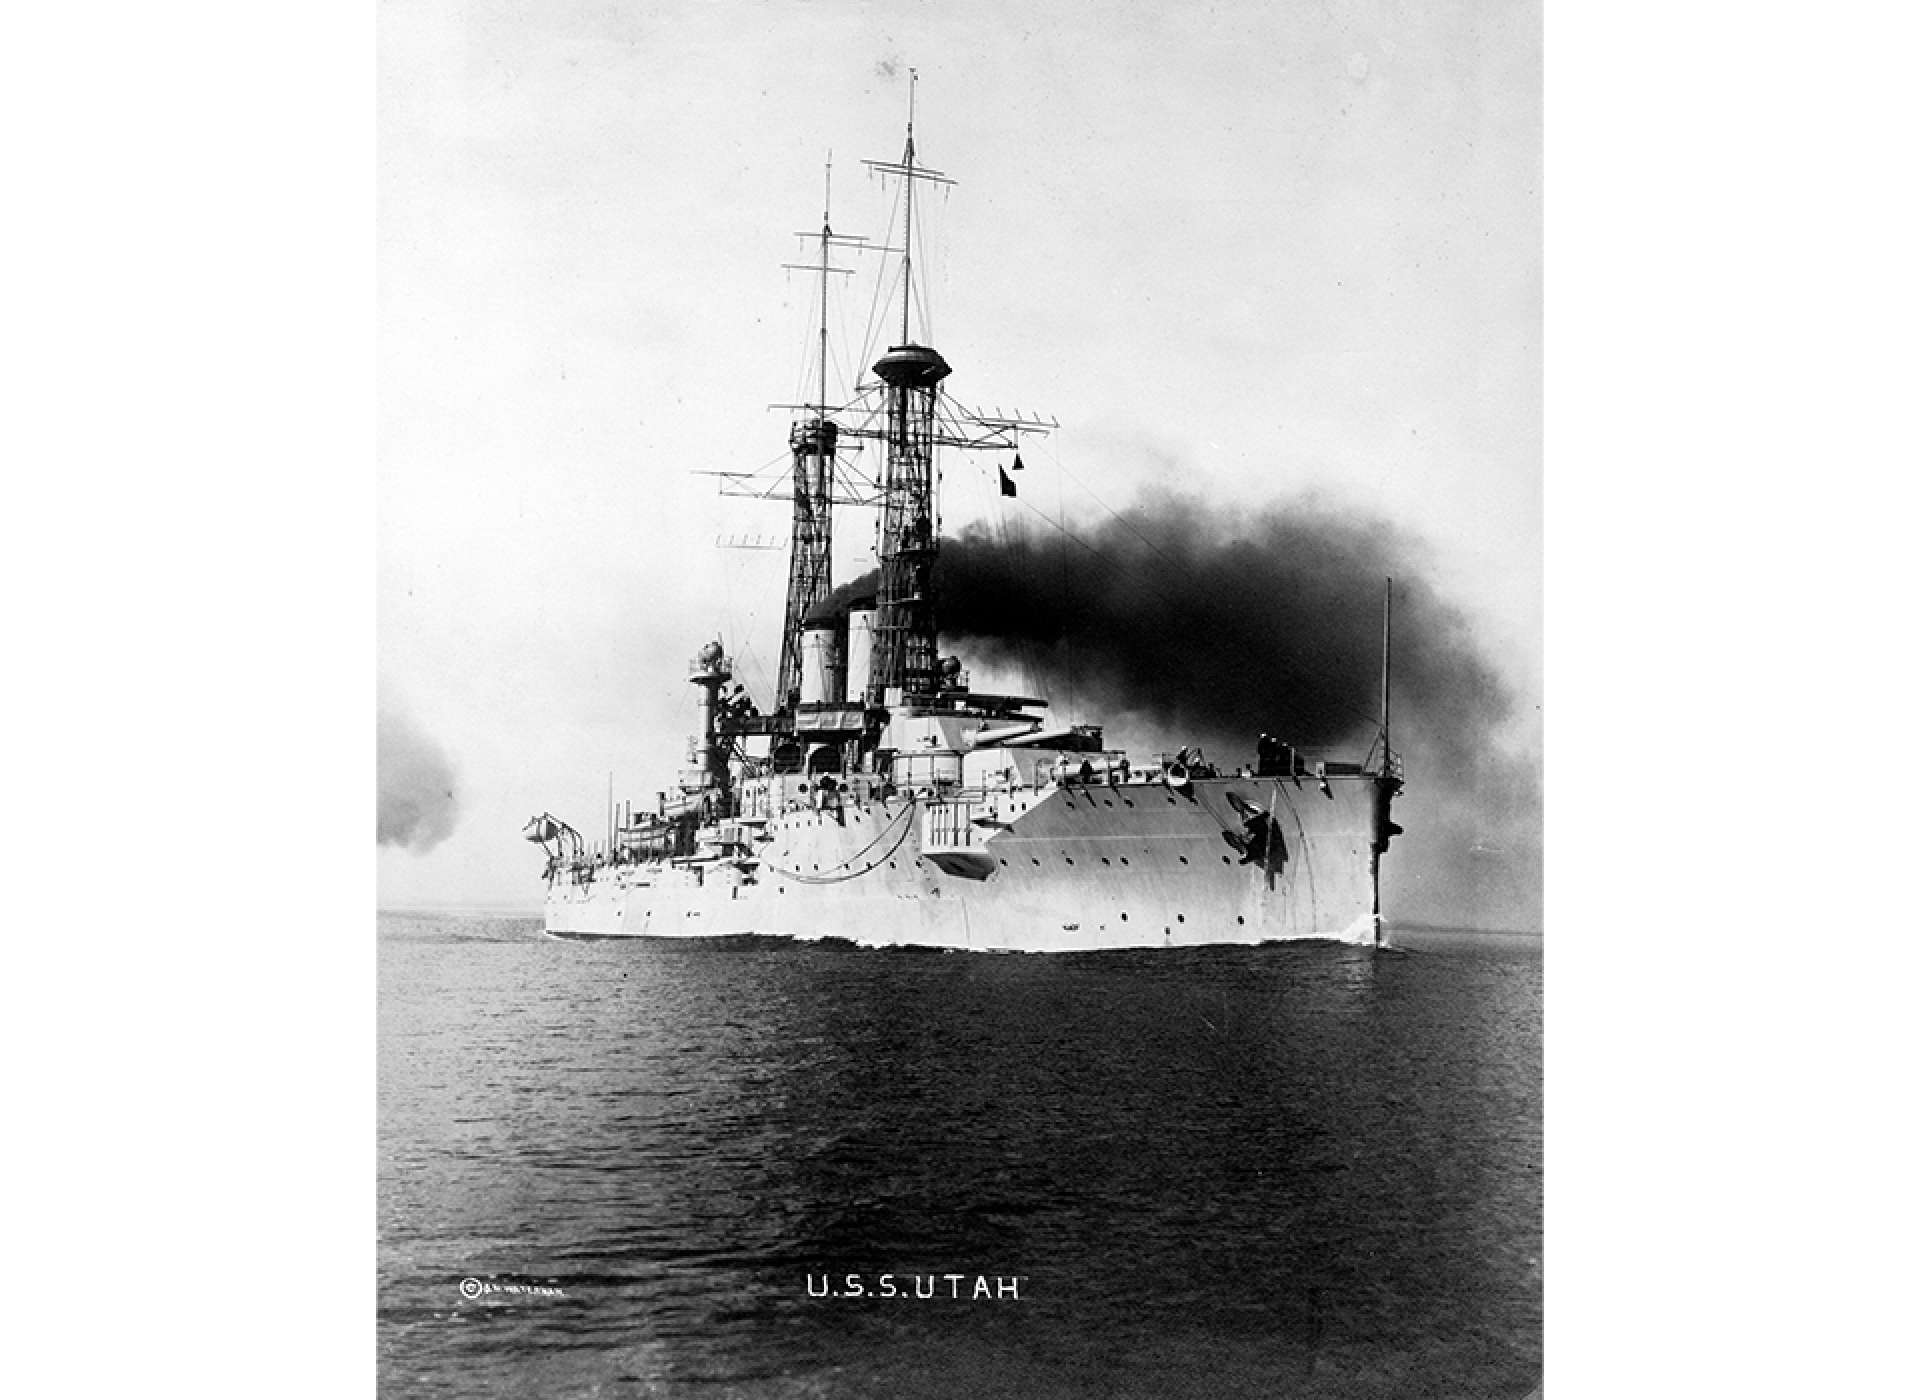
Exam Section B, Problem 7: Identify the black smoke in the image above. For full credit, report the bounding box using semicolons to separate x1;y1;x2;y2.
942;492;1501;762
804;578;877;626
835;489;1541;929
377;700;460;852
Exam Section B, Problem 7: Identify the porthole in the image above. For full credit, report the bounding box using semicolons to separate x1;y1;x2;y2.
1120;912;1129;922
1100;857;1111;866
1178;856;1189;865
1221;855;1232;865
1176;914;1186;924
1120;857;1130;866
1237;915;1246;925
1031;857;1040;866
1065;857;1075;866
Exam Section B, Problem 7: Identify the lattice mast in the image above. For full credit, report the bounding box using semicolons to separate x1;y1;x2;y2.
866;72;955;703
774;159;860;711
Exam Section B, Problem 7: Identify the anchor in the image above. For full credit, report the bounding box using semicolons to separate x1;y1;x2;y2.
1220;790;1288;882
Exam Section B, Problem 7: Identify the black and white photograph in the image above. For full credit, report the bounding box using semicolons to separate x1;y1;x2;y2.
377;2;1540;1395
18;3;1920;1398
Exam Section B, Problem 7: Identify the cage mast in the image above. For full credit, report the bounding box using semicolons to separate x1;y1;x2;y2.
865;72;956;703
774;159;864;710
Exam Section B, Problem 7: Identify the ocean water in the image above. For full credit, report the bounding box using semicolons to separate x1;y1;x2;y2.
378;914;1540;1399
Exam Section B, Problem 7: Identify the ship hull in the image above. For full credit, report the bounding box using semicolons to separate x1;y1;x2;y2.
545;773;1392;952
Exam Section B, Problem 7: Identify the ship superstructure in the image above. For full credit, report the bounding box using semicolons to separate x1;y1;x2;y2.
525;93;1403;951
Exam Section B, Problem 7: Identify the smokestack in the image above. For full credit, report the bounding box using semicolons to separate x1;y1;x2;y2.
799;620;845;705
845;605;876;706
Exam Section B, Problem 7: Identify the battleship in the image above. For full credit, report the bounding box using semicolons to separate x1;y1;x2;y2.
524;100;1404;952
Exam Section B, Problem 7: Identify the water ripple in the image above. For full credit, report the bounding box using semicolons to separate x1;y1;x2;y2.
381;918;1540;1397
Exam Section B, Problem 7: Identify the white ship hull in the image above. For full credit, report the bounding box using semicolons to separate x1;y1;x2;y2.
546;773;1390;952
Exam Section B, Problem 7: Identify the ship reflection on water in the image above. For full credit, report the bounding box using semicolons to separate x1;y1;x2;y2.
379;913;1541;1398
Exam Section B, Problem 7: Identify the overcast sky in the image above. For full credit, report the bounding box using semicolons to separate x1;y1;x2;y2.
378;0;1541;917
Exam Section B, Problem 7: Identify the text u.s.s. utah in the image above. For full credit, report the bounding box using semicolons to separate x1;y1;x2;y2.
806;1273;1023;1301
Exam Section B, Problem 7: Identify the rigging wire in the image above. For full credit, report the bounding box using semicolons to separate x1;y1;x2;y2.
987;455;1044;705
1053;437;1076;723
730;133;1381;742
787;261;817;412
856;169;902;369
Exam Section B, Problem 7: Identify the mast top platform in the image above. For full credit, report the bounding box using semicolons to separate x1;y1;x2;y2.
872;343;951;388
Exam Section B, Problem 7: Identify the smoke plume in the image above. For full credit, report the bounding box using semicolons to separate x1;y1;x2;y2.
377;700;461;852
842;489;1541;929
